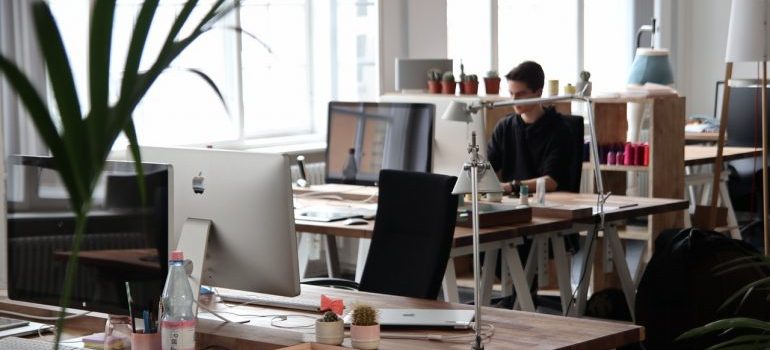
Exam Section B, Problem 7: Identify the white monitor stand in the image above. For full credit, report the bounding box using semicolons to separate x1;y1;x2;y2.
175;218;212;315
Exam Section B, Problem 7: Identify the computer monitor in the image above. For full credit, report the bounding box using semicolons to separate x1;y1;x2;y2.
325;101;434;185
139;147;300;297
395;58;453;92
5;155;170;315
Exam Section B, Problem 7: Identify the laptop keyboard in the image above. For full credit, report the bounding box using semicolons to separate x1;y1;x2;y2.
0;336;83;350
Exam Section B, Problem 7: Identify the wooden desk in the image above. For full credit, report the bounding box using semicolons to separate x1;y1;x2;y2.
0;285;644;350
685;132;718;143
295;197;573;310
684;145;760;166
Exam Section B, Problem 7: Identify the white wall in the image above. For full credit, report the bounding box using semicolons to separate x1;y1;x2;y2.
379;0;448;94
675;0;760;117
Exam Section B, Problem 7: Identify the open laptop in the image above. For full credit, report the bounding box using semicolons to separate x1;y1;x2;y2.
294;206;376;222
343;309;475;329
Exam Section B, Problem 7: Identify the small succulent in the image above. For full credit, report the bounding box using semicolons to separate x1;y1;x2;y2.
442;71;455;82
426;69;442;82
463;74;478;82
486;70;499;78
351;303;378;326
579;70;591;82
319;310;340;322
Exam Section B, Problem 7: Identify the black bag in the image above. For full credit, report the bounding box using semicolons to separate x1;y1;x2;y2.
636;228;770;349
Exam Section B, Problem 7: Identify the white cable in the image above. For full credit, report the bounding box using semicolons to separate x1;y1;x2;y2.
0;309;90;321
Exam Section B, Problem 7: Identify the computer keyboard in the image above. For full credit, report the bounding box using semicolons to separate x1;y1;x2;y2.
0;336;83;350
218;292;320;312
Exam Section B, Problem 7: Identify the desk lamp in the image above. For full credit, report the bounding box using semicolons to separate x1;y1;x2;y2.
712;0;769;253
443;95;609;350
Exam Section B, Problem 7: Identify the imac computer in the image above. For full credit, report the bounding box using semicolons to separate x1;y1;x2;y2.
139;147;300;298
5;155;170;315
325;101;434;185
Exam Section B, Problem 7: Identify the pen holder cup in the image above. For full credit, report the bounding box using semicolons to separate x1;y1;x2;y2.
131;331;161;350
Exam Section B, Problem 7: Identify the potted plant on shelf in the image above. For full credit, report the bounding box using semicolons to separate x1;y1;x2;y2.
441;71;456;95
350;303;379;349
0;0;236;347
462;74;479;95
315;311;344;345
484;70;501;95
576;70;592;96
426;69;442;94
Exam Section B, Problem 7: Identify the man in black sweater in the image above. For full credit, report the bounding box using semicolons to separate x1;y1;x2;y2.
487;61;572;195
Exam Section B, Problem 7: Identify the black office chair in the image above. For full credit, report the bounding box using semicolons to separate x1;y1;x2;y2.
303;169;459;300
562;115;585;193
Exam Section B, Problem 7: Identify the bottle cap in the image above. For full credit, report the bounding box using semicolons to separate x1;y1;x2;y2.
170;250;184;261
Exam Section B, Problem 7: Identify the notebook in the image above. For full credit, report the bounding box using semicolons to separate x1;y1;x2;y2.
343;309;475;329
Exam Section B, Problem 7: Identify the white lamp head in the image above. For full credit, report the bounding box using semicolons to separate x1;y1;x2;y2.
442;100;474;123
726;0;770;62
451;164;503;195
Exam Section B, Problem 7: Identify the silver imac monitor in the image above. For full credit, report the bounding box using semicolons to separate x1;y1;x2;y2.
395;58;453;92
139;146;300;297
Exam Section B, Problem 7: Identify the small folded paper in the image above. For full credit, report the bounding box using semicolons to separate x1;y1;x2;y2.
320;294;344;315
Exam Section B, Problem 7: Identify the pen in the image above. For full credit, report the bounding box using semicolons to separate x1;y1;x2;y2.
125;282;136;333
143;310;151;333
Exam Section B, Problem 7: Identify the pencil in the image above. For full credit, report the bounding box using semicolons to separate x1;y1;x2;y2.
125;281;136;333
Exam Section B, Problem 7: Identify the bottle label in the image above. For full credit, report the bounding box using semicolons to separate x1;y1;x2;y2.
161;319;196;350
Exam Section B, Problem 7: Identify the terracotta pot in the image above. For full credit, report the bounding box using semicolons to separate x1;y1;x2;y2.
350;324;380;349
484;77;501;95
315;319;344;345
427;80;441;94
440;81;456;95
462;81;479;95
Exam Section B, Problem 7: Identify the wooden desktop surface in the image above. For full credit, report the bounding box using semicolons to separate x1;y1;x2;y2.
294;198;573;246
685;132;718;142
0;285;643;350
684;145;761;166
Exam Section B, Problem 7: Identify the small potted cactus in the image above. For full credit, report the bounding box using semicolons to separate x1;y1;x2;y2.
349;304;379;349
441;71;456;95
426;69;442;94
576;70;592;96
315;311;344;345
462;74;479;95
484;70;501;95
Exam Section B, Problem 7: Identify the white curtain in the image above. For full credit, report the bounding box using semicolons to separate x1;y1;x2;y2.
0;0;49;289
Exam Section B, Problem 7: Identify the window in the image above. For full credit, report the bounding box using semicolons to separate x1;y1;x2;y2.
48;0;379;149
447;0;633;96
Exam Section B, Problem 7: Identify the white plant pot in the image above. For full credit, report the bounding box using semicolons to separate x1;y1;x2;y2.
315;319;344;345
350;324;380;349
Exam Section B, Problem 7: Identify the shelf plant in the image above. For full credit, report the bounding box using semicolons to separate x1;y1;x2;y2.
426;69;442;94
0;0;237;346
462;74;479;95
441;71;456;95
577;70;592;96
484;70;501;95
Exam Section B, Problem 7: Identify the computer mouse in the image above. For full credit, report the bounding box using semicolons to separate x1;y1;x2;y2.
343;218;369;226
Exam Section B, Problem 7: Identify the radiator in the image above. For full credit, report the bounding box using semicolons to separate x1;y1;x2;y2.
290;162;326;186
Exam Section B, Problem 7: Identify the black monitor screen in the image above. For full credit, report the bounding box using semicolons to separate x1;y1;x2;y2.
6;155;170;315
325;101;434;185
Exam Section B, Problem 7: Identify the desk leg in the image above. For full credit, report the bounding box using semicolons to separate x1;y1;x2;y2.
297;233;312;278
442;259;460;303
355;238;371;283
323;235;340;278
550;233;572;315
573;228;598;317
500;251;512;297
536;236;550;288
605;224;636;322
480;248;499;306
501;243;535;312
719;170;740;239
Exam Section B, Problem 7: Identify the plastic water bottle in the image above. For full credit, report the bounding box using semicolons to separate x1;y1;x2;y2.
161;250;196;350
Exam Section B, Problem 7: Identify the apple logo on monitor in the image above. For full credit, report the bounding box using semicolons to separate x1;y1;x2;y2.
192;172;205;194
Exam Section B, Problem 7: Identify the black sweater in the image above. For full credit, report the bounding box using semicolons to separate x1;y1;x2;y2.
486;107;572;191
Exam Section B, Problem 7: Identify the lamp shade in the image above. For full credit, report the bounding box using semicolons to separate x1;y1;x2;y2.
726;0;770;62
451;165;503;194
442;100;473;123
627;48;674;85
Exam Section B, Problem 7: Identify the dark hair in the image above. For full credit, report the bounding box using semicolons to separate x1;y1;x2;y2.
505;61;545;92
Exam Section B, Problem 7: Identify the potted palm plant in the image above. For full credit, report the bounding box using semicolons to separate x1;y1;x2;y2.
0;0;236;346
349;303;379;349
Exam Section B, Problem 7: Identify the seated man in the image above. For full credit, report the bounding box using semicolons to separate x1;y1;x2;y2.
487;61;572;195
